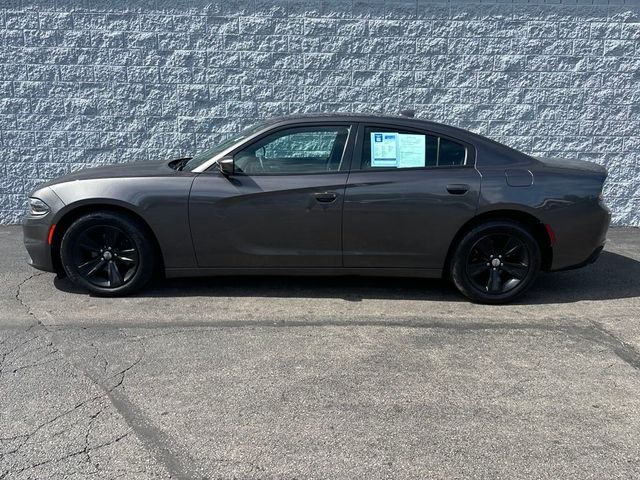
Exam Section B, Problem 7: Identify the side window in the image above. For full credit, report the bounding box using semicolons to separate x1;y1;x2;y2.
438;138;467;166
234;126;349;175
362;127;467;170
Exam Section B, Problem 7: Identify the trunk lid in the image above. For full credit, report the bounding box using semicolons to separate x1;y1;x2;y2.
536;157;607;177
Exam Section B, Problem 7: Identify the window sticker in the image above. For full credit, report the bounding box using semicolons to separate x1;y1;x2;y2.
397;134;426;168
371;132;398;167
370;132;426;168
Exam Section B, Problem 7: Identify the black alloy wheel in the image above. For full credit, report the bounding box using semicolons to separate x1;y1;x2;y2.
450;220;541;304
72;225;139;288
465;233;530;295
60;211;155;296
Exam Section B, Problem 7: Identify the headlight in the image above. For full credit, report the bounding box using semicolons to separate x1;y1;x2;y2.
28;197;50;217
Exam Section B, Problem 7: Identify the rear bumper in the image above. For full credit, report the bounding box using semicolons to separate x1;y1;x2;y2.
549;200;610;271
554;244;604;272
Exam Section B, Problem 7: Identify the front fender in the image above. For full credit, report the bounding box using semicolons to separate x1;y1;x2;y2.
50;176;198;269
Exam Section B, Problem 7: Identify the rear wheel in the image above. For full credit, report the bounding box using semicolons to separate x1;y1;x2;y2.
450;220;541;304
60;212;155;296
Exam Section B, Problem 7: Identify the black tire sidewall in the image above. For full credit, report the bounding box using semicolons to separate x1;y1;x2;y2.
450;221;541;304
60;212;155;296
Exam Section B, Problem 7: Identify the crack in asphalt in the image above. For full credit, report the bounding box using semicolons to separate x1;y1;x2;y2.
4;273;198;479
14;272;44;322
0;329;39;374
0;334;175;478
0;331;60;375
89;341;109;375
4;428;131;478
106;337;146;392
6;270;640;479
1;391;107;457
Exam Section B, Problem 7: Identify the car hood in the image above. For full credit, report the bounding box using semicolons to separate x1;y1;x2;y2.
39;159;186;188
535;156;607;176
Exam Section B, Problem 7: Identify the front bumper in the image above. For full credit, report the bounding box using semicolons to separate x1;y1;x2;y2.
22;187;65;273
23;218;56;272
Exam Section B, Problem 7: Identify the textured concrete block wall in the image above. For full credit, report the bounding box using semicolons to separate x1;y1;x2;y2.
1;0;639;225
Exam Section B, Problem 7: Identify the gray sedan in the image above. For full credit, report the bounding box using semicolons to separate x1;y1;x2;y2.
23;114;610;303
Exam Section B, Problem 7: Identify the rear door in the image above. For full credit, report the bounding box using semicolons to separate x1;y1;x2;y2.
342;123;481;270
189;123;355;268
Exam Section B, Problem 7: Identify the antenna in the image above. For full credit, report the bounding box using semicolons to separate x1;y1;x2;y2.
400;109;415;118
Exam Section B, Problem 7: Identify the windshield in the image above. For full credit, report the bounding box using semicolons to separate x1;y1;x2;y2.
184;121;270;171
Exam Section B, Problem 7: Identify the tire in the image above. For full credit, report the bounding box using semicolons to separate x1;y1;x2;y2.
60;211;156;296
450;220;541;304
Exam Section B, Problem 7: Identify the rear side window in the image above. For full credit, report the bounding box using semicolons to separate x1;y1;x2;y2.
361;127;467;170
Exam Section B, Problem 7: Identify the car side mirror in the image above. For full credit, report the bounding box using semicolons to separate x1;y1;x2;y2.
217;157;234;176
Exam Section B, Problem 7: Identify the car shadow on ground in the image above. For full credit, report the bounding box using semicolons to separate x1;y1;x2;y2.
53;251;640;305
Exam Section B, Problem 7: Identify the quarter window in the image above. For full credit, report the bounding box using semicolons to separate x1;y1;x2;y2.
362;127;467;170
234;126;349;175
438;137;467;166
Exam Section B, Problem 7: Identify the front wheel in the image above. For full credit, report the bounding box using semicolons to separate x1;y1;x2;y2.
60;211;156;296
450;220;541;304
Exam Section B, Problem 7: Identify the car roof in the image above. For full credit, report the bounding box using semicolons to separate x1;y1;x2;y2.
260;112;486;143
263;112;452;128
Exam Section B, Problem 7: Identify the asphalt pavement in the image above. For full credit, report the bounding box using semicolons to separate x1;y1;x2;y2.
1;225;639;479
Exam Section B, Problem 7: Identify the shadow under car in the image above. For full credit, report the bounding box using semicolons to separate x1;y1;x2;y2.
52;251;640;305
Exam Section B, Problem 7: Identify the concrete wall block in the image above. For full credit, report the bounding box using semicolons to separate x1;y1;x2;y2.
58;30;91;48
139;14;174;32
6;11;39;30
0;1;639;225
304;18;338;35
39;12;74;30
173;15;206;34
23;29;58;47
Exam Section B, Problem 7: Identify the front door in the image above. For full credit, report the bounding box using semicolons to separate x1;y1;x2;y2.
189;123;354;268
343;123;481;270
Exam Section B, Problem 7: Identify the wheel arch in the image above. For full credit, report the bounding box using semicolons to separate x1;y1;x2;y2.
50;202;165;278
444;209;553;275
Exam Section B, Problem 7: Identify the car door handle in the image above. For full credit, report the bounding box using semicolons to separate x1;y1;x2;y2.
314;192;338;203
446;184;470;195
